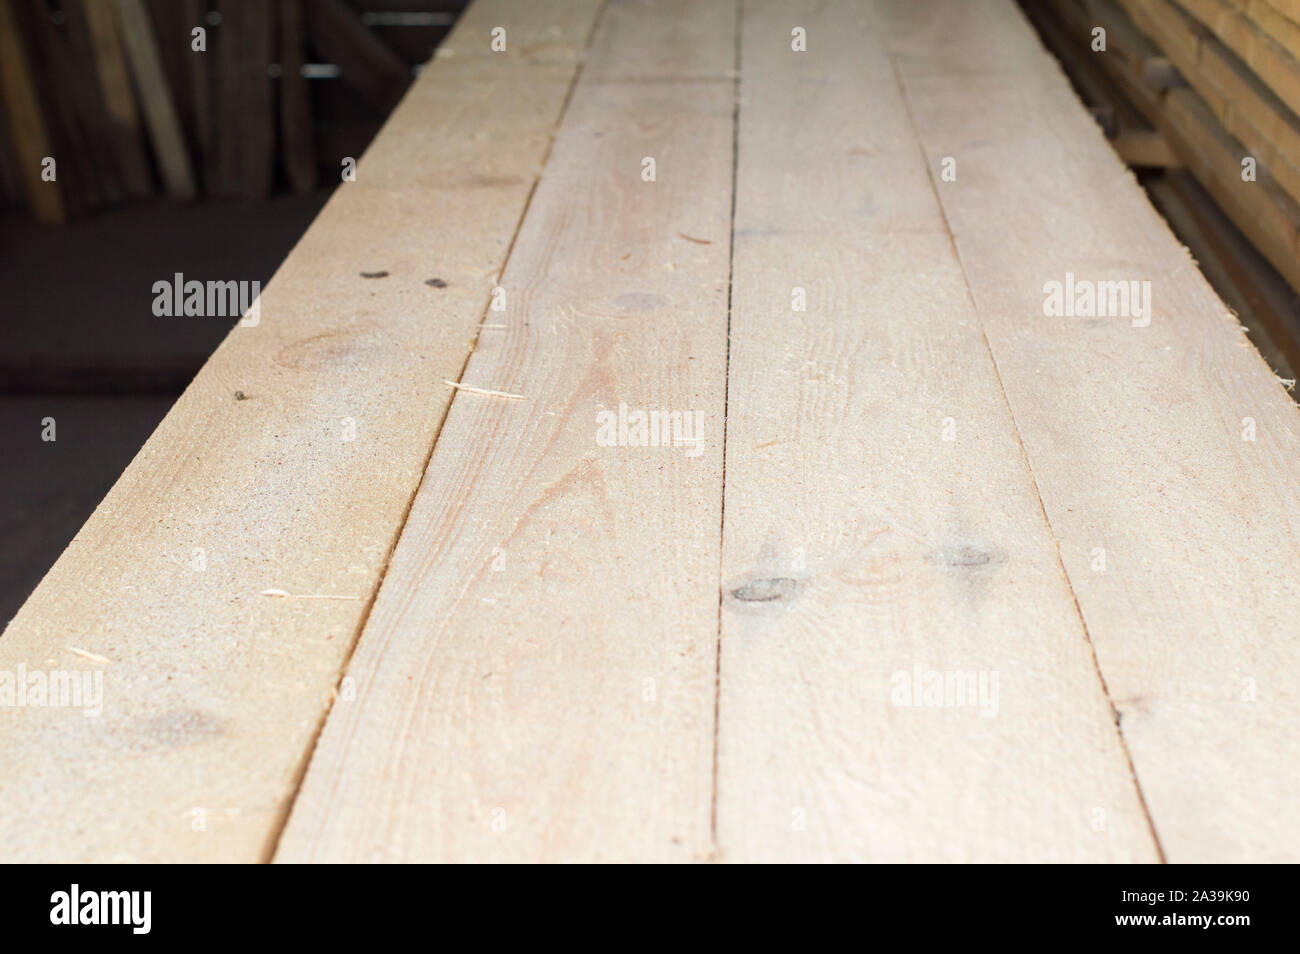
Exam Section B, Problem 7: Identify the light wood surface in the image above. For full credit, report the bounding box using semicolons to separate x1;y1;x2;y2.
882;0;1300;862
713;0;1157;864
0;0;602;863
276;0;737;863
4;0;1298;863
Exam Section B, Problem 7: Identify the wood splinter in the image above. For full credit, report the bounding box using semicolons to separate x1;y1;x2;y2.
442;379;525;399
261;588;361;601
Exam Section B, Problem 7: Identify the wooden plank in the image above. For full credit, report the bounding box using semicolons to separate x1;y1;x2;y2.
1158;84;1300;294
212;0;281;198
19;0;107;212
275;0;737;863
305;0;411;114
883;0;1300;861
279;0;319;193
61;0;135;203
1079;0;1300;293
182;0;217;196
113;0;198;199
0;0;603;863
145;0;196;150
1112;128;1181;165
1194;29;1300;207
1203;56;1300;164
1178;0;1300;116
1028;0;1157;124
75;0;154;199
0;0;64;222
1147;171;1300;378
240;1;276;198
214;0;245;197
712;0;1157;863
1230;0;1300;56
1116;0;1300;210
1261;0;1300;28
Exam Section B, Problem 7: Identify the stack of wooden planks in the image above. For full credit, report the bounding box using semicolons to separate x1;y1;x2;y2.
0;0;461;222
1028;0;1300;303
1;0;1298;863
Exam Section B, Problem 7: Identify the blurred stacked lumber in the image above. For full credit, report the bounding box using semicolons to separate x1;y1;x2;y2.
1030;0;1300;291
1024;0;1300;370
0;0;462;224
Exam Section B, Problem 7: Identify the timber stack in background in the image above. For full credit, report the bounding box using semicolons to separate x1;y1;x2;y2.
1021;0;1300;381
0;0;467;223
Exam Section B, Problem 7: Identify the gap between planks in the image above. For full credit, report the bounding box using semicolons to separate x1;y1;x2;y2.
889;50;1169;864
260;0;613;864
708;0;745;860
273;0;1293;862
278;0;1162;864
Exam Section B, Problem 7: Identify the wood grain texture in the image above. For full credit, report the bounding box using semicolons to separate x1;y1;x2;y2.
1156;84;1300;294
275;0;737;864
0;0;602;863
1229;0;1300;56
714;0;1156;864
882;0;1300;862
1261;0;1300;28
1177;0;1300;116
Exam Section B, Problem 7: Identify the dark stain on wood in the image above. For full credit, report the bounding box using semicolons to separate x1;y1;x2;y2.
729;576;799;604
933;543;1007;570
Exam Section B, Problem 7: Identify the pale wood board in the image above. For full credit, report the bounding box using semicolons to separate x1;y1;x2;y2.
0;0;603;863
275;0;737;863
882;0;1300;862
712;0;1158;864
